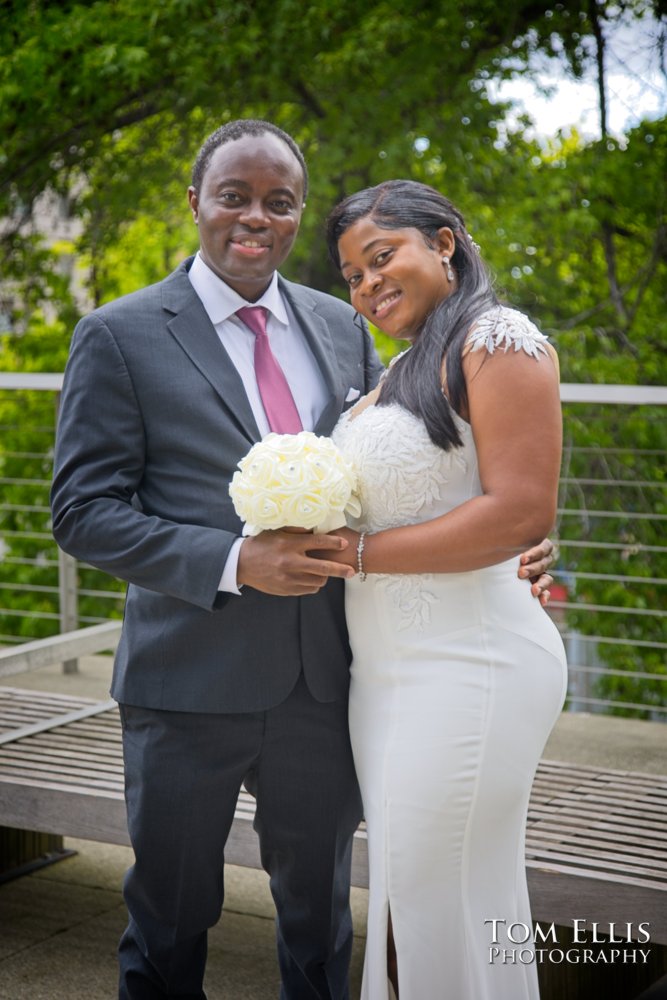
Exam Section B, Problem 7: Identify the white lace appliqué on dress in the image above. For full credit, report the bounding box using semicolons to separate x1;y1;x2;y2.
466;306;549;358
334;403;465;533
333;403;468;630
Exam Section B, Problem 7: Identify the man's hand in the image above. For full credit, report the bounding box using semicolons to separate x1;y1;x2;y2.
518;537;555;607
237;530;355;596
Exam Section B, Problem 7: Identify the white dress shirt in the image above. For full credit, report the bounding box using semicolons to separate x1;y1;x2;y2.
188;252;329;593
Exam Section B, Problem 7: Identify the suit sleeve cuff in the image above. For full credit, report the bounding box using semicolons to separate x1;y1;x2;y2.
218;537;245;595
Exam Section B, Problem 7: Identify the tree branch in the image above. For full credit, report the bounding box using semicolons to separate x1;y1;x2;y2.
626;222;667;328
292;80;327;120
588;0;608;138
601;221;629;323
1;93;164;194
553;230;666;352
587;0;632;329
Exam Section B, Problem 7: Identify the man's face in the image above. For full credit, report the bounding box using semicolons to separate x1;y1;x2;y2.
188;133;305;301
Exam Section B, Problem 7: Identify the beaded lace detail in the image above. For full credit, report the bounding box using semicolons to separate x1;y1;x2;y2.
466;306;549;358
333;403;468;630
333;402;467;534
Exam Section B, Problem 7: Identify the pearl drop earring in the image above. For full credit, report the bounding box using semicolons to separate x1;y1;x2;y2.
442;255;454;281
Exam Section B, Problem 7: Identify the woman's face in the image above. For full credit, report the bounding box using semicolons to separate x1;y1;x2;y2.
337;217;456;341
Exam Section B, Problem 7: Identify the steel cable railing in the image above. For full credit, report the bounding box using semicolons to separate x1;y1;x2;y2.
0;375;665;718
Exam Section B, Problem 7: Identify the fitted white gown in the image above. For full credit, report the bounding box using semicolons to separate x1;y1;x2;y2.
332;307;567;1000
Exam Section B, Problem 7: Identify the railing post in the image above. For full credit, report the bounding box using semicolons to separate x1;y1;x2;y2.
53;387;78;674
58;548;79;673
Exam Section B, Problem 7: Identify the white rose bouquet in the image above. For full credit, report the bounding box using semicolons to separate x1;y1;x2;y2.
229;431;361;536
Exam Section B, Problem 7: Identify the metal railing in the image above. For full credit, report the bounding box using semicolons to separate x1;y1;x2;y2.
550;386;666;720
0;373;125;669
0;373;665;717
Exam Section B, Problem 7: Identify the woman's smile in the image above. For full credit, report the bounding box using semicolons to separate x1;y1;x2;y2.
372;289;403;320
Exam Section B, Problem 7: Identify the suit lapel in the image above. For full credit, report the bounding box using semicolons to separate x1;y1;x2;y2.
279;277;346;435
162;262;261;443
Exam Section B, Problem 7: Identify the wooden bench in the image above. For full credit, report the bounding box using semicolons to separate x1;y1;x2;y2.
526;759;667;942
0;623;124;877
1;627;666;948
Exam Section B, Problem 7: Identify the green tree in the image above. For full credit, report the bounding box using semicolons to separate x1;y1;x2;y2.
3;0;662;298
0;0;664;715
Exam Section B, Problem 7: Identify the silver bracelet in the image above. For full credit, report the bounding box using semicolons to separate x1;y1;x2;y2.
357;531;368;582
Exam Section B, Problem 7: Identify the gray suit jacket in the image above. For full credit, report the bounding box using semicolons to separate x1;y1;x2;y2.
51;258;383;713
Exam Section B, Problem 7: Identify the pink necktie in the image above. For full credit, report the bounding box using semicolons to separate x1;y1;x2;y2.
236;306;303;434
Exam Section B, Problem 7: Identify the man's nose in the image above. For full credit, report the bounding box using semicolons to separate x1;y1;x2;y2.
238;199;270;228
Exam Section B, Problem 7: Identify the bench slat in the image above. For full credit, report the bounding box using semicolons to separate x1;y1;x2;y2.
533;771;667;793
527;823;667;852
0;745;123;766
526;856;666;890
538;759;664;782
529;804;667;838
0;699;117;746
0;755;125;782
526;840;667;877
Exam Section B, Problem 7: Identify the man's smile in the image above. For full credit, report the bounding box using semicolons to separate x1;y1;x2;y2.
229;235;272;257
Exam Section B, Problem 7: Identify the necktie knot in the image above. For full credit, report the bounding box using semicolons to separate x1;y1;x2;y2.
236;306;268;339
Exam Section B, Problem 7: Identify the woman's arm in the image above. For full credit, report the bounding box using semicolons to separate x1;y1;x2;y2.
329;343;562;575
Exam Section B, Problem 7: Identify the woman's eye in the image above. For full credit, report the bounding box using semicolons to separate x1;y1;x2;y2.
270;200;292;212
375;249;392;266
346;274;361;288
220;192;242;204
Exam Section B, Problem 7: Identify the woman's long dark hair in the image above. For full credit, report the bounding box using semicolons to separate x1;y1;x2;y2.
326;180;498;451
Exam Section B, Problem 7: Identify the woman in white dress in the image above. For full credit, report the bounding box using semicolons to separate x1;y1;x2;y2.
325;181;567;1000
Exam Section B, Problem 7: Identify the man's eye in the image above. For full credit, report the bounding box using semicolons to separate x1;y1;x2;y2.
220;192;242;204
270;200;292;212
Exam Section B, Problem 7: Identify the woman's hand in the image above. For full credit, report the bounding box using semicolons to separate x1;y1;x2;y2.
518;537;555;607
308;527;359;571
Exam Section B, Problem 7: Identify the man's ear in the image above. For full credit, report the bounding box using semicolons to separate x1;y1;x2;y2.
187;186;199;224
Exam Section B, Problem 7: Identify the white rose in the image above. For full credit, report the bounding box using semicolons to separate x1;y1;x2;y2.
280;490;330;530
275;456;313;492
237;449;281;484
325;477;354;512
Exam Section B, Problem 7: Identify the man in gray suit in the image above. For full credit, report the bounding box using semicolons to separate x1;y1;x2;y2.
51;119;554;999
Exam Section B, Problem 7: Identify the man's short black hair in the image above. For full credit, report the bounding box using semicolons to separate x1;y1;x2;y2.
191;119;309;200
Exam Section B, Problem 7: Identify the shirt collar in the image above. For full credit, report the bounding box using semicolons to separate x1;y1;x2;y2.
189;252;288;326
